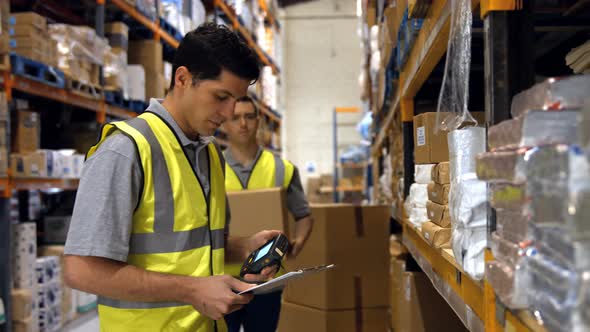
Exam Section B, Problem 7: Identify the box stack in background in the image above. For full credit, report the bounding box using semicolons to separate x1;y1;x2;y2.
0;92;8;176
226;188;289;238
279;205;390;332
49;24;108;87
306;174;334;204
11;222;39;332
104;22;129;98
477;75;590;331
8;12;57;67
39;246;75;325
423;162;451;249
0;0;10;67
35;256;62;331
129;40;165;101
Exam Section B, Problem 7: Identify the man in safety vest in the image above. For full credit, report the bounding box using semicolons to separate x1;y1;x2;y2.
63;24;280;332
222;96;314;332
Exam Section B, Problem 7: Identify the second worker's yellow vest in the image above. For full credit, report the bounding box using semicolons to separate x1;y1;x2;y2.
225;149;294;277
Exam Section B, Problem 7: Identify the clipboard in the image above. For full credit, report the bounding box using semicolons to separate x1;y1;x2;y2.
238;264;335;295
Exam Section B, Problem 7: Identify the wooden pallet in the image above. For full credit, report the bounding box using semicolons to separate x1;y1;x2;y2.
10;53;65;88
66;78;103;100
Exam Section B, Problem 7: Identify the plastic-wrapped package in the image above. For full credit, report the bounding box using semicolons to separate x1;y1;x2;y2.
449;127;485;180
528;253;585;304
452;226;487;280
162;0;182;31
448;128;487;279
495;208;528;244
49;24;108;66
436;0;475;131
489;183;526;210
475;149;527;183
407;183;428;207
485;260;529;309
449;128;487;228
530;225;590;271
524;145;590;239
529;290;590;332
414;164;435;184
104;48;127;92
511;75;590;118
488;110;579;150
490;232;523;267
408;207;428;227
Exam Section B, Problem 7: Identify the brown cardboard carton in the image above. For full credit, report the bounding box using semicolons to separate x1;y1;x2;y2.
0;147;7;176
320;174;333;187
8;24;44;38
284;204;390;310
10;12;47;30
399;272;468;332
0;93;7;121
390;258;406;331
13;110;40;153
278;301;389;332
144;70;165;100
13;316;36;332
227;188;289;238
414;112;485;164
427;182;450;205
306;177;321;195
0;0;9;29
308;193;333;204
0;34;9;54
390;234;408;258
426;200;451;228
11;288;33;321
421;221;451;249
11;153;26;177
432;162;450;184
105;22;129;37
13;48;44;63
129;40;163;73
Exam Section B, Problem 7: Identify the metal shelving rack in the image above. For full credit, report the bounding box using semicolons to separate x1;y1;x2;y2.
0;1;285;331
366;0;587;331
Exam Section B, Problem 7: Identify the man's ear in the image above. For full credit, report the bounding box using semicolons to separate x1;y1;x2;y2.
174;66;191;89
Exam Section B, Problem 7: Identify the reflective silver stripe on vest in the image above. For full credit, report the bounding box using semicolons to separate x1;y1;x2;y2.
124;117;224;255
126;117;175;233
274;155;285;188
132;228;223;254
98;296;188;309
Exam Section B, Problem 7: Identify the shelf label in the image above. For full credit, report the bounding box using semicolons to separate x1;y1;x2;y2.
417;126;426;146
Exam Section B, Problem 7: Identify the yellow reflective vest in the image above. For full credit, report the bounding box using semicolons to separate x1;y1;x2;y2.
87;112;227;332
225;149;294;277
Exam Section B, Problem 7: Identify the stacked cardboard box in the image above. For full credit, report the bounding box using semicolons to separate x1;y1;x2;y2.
0;0;10;66
306;174;333;204
35;256;62;331
129;40;165;101
49;24;108;86
11;149;84;179
12;223;40;332
0;92;8;176
389;262;468;332
423;162;452;249
8;12;57;67
226;188;290;238
279;205;390;332
104;22;129;95
39;246;75;325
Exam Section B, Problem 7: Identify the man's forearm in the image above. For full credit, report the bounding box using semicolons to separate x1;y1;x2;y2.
64;255;192;303
225;236;250;263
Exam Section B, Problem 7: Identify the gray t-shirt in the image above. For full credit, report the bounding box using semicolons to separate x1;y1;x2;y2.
64;99;230;262
224;147;311;220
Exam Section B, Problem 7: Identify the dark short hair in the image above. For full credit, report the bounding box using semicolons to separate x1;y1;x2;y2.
169;23;261;91
236;95;259;115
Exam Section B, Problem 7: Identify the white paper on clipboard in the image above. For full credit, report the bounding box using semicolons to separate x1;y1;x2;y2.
238;264;335;295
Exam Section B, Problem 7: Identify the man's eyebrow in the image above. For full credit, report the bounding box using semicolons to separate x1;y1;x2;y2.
214;89;235;98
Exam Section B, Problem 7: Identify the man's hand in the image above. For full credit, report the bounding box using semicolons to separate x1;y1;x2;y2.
289;216;313;258
240;230;283;282
185;275;254;320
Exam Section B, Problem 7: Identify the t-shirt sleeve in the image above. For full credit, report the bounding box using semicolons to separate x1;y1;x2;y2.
64;133;142;262
286;167;311;221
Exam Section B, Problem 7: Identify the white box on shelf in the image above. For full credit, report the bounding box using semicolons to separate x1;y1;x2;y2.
35;256;61;285
127;65;146;101
12;223;37;289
